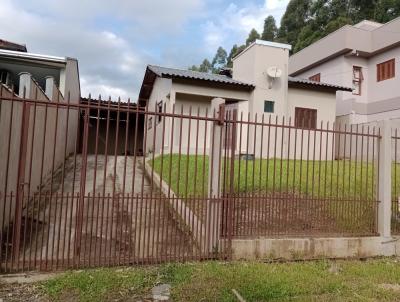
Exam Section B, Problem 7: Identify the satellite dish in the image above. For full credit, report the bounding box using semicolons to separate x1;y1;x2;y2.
267;66;282;78
266;66;282;89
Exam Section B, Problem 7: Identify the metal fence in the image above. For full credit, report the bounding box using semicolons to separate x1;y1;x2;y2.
392;129;400;235
0;91;382;273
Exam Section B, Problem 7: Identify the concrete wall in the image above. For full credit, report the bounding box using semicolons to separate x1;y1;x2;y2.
0;72;80;230
231;236;399;261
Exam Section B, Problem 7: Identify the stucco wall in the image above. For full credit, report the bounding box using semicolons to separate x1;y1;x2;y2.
0;71;80;230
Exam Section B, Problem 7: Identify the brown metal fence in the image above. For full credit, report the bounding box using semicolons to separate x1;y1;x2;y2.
392;129;400;235
0;90;381;273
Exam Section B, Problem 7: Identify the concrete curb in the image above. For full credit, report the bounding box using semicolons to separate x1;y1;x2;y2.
143;160;208;251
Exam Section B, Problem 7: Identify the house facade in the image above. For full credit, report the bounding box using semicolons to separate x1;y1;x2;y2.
138;40;351;159
289;17;400;124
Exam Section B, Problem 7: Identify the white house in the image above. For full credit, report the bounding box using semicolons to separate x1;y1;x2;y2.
289;17;400;124
138;40;351;159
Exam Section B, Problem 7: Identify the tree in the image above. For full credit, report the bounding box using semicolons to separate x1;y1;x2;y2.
198;59;212;73
246;29;260;46
226;44;238;68
188;65;199;72
211;46;228;72
277;0;312;46
374;0;400;22
261;16;278;41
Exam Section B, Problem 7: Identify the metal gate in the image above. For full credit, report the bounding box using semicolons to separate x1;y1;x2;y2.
0;93;235;273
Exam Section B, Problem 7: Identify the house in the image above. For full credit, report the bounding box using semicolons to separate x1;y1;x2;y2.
0;40;81;229
138;40;351;158
289;17;400;124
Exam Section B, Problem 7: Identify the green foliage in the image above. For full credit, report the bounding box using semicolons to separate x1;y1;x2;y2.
246;28;261;46
261;15;278;41
211;46;228;73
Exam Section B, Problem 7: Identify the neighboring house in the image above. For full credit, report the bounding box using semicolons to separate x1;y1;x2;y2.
138;40;351;158
0;38;27;52
289;17;400;124
0;41;81;229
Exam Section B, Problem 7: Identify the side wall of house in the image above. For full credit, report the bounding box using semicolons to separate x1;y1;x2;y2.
145;77;172;154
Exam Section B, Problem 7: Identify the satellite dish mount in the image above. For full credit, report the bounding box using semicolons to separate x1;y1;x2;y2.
266;66;282;89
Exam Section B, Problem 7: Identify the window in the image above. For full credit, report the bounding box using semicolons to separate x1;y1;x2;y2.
352;66;363;95
264;100;274;113
377;59;395;82
309;73;321;82
157;101;163;123
295;107;317;129
148;117;153;130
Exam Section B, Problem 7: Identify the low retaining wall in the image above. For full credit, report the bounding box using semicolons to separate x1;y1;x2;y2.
143;160;208;251
232;237;400;260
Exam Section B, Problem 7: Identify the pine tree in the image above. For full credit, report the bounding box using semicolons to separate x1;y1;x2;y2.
246;29;260;46
261;16;278;41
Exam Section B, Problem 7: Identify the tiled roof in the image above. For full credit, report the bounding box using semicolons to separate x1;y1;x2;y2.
288;76;353;92
147;65;254;88
0;39;27;52
145;65;351;92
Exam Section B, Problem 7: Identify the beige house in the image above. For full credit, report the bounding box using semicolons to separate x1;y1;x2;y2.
289;17;400;124
138;40;351;158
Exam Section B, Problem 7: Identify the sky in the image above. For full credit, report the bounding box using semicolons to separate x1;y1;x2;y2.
0;0;289;101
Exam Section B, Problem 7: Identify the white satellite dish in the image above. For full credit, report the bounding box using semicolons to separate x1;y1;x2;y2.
267;66;282;78
266;66;282;89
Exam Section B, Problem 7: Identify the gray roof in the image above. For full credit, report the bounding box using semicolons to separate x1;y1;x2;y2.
288;76;353;92
147;65;254;88
146;65;351;92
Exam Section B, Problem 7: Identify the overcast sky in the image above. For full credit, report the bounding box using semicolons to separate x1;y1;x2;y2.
0;0;289;100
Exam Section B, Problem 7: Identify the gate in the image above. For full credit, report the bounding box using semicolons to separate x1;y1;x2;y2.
0;93;235;273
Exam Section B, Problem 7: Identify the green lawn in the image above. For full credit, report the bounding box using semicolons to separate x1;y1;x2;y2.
150;155;385;200
39;259;400;301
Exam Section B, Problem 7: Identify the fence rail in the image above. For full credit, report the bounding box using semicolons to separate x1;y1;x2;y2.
0;91;387;273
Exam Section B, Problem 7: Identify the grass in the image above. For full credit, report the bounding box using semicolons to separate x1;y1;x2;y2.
39;259;400;301
151;155;381;200
151;154;400;201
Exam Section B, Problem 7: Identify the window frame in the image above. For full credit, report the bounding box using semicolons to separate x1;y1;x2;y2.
309;73;321;82
295;107;317;130
157;101;163;123
352;66;363;96
264;100;274;113
377;58;395;82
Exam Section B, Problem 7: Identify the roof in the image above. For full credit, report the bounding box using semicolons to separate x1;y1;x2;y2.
0;48;67;64
147;65;254;88
288;76;353;92
0;39;27;52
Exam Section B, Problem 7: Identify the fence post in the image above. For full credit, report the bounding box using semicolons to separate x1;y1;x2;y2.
378;119;391;237
208;98;225;198
206;98;225;254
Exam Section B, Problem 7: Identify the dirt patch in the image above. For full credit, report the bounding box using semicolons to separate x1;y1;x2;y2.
231;192;377;237
0;282;45;302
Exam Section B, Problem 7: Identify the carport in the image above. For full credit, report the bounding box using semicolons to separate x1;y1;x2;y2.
80;98;145;155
